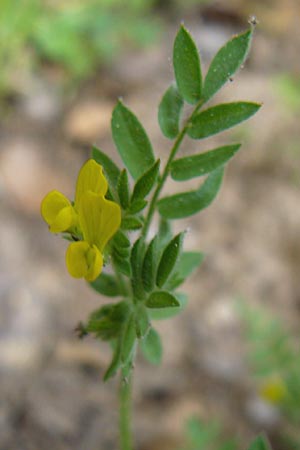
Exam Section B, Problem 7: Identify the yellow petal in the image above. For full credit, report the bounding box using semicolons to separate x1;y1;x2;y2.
65;241;103;281
85;244;103;281
49;206;76;233
66;241;90;278
75;159;108;208
41;190;76;233
41;190;70;224
79;191;121;252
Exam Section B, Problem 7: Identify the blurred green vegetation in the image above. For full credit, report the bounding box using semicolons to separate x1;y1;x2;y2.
239;302;300;448
273;74;300;112
0;0;216;96
0;0;164;96
180;417;238;450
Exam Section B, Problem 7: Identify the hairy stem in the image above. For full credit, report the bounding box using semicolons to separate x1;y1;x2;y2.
141;98;204;240
119;370;133;450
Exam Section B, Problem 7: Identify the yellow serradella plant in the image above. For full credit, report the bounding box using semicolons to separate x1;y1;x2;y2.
41;159;121;281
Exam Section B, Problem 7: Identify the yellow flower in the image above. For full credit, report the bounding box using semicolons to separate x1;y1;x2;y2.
66;191;121;281
41;159;108;233
259;375;287;404
41;159;121;282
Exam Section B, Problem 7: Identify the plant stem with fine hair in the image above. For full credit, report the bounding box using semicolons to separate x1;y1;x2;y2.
119;369;133;450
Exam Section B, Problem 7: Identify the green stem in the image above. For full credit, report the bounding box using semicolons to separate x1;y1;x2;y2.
119;369;133;450
141;98;204;240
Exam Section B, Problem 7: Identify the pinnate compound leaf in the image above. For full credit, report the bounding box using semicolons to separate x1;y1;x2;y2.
112;101;155;180
158;166;224;219
90;272;122;297
117;169;130;209
203;29;253;102
248;436;271;450
146;291;180;308
188;102;260;140
171;144;241;181
158;84;184;138
149;292;187;320
131;159;160;203
173;25;202;104
140;328;162;365
156;232;184;288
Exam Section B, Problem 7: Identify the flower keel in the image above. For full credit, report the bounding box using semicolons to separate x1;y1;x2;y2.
66;241;103;281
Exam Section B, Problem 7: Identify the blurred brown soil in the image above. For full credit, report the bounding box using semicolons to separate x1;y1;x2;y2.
1;4;300;450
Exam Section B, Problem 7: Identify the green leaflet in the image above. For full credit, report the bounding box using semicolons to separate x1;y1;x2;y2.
142;235;159;293
113;230;131;249
113;242;130;259
203;29;253;102
158;166;224;219
128;199;147;214
188;102;261;139
158;217;172;246
92;146;120;190
176;252;204;278
134;304;150;338
90;272;122;297
156;232;184;288
121;315;136;364
146;291;180;308
149;292;187;320
121;216;143;230
131;159;160;203
103;338;122;381
171;144;241;181
112;250;131;277
248;436;271;450
140;328;162;365
173;25;202;104
130;238;146;300
117;169;130;209
158;84;184;139
112;230;131;261
112;100;155;180
166;251;205;290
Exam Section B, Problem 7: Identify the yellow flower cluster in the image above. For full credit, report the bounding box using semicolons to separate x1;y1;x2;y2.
41;159;121;281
